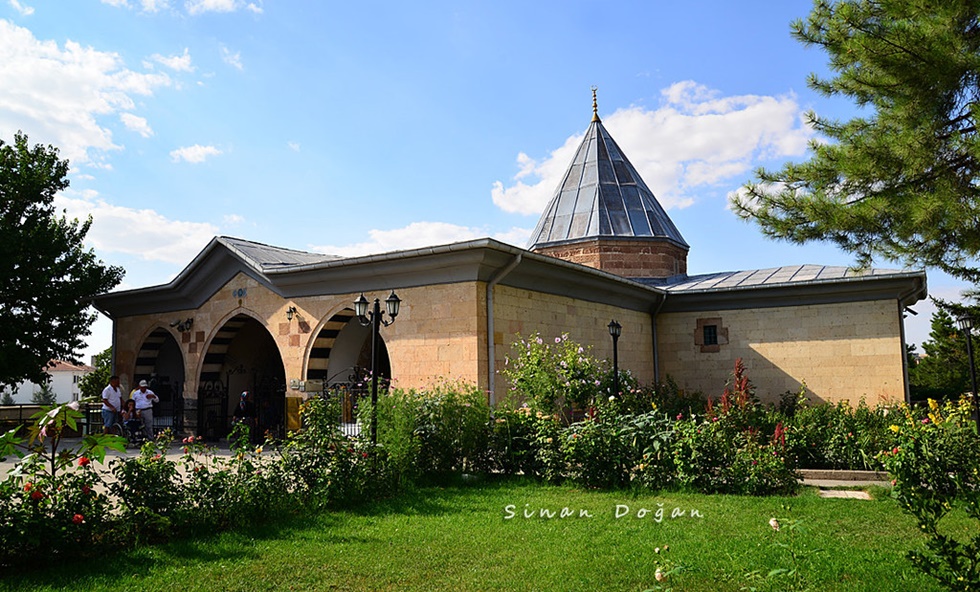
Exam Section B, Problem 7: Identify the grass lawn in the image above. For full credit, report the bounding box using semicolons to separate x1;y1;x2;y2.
0;479;959;591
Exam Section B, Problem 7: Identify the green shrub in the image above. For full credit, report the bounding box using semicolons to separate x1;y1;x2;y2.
502;333;609;419
364;380;491;482
785;399;894;470
880;397;980;591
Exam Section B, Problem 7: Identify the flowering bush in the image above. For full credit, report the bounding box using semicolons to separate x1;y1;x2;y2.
671;362;798;496
879;397;980;591
785;398;894;470
502;333;610;420
0;400;124;563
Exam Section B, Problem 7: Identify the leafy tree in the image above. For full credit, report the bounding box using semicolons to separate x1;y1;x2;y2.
78;347;112;401
0;132;123;391
732;0;980;284
30;383;57;405
909;307;980;400
0;390;13;406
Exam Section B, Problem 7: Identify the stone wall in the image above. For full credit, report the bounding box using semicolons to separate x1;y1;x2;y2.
490;284;654;403
656;299;906;405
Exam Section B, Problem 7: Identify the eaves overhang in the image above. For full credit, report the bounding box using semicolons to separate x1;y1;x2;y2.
660;269;927;313
92;237;281;318
92;237;667;319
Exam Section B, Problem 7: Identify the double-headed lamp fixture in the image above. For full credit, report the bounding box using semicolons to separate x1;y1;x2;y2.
355;290;401;323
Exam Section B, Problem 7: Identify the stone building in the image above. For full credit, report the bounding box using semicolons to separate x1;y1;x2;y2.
93;96;926;436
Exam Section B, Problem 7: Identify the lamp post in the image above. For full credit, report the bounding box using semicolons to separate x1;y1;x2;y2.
355;290;401;444
956;316;980;431
608;320;622;398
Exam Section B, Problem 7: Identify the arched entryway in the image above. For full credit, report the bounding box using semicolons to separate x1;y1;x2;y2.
307;308;392;388
133;328;185;433
306;309;392;431
197;313;286;441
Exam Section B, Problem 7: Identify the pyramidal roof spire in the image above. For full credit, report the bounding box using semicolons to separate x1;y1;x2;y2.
527;90;689;255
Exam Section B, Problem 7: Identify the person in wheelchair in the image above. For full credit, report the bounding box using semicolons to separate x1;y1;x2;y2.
120;399;145;447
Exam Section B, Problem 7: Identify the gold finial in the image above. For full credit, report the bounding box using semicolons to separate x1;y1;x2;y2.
591;86;600;122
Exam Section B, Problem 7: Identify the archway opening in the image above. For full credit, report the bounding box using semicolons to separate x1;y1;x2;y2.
197;314;285;441
133;328;185;433
307;309;392;431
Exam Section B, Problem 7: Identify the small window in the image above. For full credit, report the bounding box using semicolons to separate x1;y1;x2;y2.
703;325;718;346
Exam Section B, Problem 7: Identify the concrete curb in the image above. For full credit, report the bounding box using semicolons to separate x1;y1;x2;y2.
798;469;889;483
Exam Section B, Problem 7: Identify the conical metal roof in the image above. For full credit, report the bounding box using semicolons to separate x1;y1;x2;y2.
527;103;689;251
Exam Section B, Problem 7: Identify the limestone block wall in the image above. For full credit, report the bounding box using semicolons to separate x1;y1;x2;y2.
111;276;490;426
656;299;906;406
382;283;486;391
491;284;654;403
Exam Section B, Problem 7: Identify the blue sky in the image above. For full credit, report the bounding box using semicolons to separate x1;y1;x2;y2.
0;0;965;361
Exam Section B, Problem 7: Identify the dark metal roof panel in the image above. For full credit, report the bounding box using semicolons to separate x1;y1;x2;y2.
528;118;688;250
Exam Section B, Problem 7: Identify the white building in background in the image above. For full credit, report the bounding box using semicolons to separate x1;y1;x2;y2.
1;361;94;405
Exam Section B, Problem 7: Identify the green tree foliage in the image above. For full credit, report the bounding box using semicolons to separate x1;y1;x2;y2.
0;132;123;391
732;0;980;284
30;383;57;406
78;348;112;401
909;307;980;399
0;391;13;406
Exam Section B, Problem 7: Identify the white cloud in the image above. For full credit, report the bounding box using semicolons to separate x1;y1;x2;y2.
55;190;218;265
287;141;300;152
491;81;813;216
140;0;167;11
120;112;153;137
309;221;531;257
149;47;193;72
0;20;171;167
170;143;222;163
184;0;261;14
223;213;244;225
100;0;168;11
9;0;34;16
220;45;243;71
186;0;235;15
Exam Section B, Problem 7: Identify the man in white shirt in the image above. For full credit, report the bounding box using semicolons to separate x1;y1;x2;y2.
100;375;123;434
132;380;159;440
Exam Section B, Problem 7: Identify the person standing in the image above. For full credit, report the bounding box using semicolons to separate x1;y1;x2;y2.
132;380;159;440
100;375;123;434
233;391;256;443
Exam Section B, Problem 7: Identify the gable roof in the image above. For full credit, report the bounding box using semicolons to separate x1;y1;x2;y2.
527;111;688;251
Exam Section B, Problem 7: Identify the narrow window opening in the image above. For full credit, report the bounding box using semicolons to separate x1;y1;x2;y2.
703;324;718;346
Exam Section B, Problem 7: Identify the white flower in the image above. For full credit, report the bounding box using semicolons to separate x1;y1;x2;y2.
655;568;665;582
67;401;80;411
769;518;780;531
609;396;616;402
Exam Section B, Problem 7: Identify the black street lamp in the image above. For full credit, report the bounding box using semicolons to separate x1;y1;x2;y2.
956;316;980;431
608;319;622;398
355;290;401;444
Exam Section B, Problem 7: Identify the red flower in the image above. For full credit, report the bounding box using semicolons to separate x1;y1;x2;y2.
23;482;32;492
362;452;368;458
82;485;91;495
72;514;84;525
78;456;91;467
30;490;44;501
